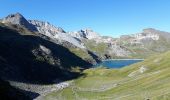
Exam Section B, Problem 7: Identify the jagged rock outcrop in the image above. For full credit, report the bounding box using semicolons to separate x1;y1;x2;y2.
107;44;131;57
129;28;170;45
117;28;170;57
1;13;85;49
28;20;65;36
28;20;85;48
69;28;100;39
0;13;37;31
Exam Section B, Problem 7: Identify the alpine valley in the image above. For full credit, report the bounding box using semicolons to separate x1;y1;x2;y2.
0;13;170;100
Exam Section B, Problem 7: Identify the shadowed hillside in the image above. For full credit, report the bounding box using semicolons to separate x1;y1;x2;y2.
0;25;92;84
0;78;35;100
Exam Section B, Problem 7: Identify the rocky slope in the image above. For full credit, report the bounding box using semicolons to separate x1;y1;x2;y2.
0;13;37;31
118;28;170;58
28;20;85;49
70;27;170;58
81;28;170;59
0;13;85;49
0;13;100;64
0;22;93;99
69;28;100;39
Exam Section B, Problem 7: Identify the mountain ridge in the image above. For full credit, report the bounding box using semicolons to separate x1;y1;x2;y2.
0;12;37;31
1;12;170;59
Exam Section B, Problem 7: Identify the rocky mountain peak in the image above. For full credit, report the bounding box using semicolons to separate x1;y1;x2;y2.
7;12;23;18
142;28;159;34
1;12;37;31
77;28;100;39
2;12;26;24
80;28;93;33
68;28;100;40
128;28;161;43
141;28;170;40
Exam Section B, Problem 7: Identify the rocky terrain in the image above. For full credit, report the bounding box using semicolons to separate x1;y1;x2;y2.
28;20;85;49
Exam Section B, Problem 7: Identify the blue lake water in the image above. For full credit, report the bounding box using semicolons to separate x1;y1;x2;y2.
95;59;143;68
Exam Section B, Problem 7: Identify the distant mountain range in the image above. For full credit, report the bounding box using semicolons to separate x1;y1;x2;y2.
1;13;170;60
1;12;170;99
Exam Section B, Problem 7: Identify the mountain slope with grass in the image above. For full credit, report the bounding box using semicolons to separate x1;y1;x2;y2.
44;51;170;100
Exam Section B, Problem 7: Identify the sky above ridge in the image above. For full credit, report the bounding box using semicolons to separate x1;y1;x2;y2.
0;0;170;37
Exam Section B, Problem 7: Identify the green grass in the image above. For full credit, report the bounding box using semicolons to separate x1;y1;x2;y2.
84;40;108;56
69;48;92;60
45;51;170;100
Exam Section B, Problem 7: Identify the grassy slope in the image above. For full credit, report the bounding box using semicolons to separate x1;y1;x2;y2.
45;51;170;100
84;40;108;57
68;48;95;63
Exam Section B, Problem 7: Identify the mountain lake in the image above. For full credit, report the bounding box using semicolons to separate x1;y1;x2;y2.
95;59;143;68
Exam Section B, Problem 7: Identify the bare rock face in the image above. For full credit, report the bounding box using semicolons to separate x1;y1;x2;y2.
28;20;85;48
1;13;85;48
1;13;37;31
28;20;65;37
108;44;131;57
69;28;100;39
19;16;85;48
79;29;100;39
133;29;160;41
68;31;87;39
130;28;170;44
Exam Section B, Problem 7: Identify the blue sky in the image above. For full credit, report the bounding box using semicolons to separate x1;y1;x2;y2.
0;0;170;37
